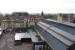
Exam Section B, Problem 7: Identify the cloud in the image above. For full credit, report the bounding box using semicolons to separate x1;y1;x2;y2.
0;0;75;14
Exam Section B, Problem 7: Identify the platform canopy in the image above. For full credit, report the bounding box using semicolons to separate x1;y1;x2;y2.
15;32;31;40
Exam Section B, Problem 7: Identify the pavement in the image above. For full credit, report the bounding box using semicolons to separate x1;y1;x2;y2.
0;32;32;50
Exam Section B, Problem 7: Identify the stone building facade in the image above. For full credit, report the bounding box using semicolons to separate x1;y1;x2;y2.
57;14;75;23
0;12;43;30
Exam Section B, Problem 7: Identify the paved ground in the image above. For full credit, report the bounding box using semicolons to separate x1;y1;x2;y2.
0;32;32;50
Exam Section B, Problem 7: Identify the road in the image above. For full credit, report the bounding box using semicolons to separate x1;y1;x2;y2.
0;32;32;50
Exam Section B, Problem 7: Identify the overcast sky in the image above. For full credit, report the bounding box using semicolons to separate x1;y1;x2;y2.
0;0;75;14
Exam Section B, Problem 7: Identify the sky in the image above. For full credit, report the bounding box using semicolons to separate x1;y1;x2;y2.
0;0;75;14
